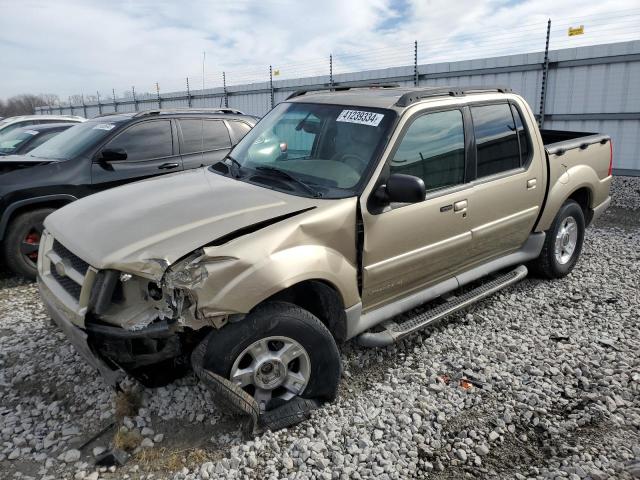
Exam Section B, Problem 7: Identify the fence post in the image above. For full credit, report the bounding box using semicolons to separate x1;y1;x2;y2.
186;77;192;107
69;96;74;116
113;88;118;113
132;86;138;112
329;54;333;88
538;19;551;128
156;82;162;109
269;65;274;109
414;41;419;86
82;93;87;118
223;72;229;108
97;91;102;115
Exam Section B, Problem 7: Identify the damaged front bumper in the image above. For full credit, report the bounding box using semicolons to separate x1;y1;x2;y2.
38;276;124;387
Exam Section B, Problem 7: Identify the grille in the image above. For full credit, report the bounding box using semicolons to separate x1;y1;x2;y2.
53;240;90;275
51;268;82;300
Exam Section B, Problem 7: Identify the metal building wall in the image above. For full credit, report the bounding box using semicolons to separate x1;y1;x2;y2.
37;40;640;174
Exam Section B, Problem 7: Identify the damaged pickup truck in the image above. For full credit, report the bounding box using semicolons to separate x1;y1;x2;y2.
38;85;612;428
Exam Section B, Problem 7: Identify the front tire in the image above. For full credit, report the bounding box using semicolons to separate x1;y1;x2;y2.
199;302;341;412
530;200;585;279
3;208;55;280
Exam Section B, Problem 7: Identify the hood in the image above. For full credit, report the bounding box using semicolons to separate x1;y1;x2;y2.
45;168;322;279
0;154;58;174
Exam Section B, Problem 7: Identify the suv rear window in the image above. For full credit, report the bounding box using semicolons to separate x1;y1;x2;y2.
471;104;520;178
179;119;231;154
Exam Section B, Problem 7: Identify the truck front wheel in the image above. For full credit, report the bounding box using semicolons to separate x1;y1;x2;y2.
530;200;585;279
199;302;341;412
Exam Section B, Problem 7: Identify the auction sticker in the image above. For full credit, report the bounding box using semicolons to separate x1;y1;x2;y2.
336;110;384;127
93;123;116;131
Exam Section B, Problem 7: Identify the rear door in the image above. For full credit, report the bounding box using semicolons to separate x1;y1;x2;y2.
464;101;544;263
361;108;474;311
177;118;233;170
91;119;183;190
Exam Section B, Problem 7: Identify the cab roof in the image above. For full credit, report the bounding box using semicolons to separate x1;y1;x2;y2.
286;84;512;110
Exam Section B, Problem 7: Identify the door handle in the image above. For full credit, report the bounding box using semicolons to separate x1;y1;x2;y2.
158;162;179;170
453;200;468;212
527;178;537;190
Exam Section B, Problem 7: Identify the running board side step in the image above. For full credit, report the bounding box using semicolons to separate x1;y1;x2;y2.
357;265;528;347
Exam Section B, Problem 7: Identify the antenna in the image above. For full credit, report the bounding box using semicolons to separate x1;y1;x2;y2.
202;51;206;92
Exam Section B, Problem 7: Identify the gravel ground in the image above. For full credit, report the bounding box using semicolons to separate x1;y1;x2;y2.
0;177;639;480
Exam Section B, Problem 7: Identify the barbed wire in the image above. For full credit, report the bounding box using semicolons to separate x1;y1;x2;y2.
44;9;640;108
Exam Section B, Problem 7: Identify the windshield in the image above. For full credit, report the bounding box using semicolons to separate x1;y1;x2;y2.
28;120;123;160
0;128;39;154
222;102;395;198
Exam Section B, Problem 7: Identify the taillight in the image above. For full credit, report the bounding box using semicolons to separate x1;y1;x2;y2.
608;140;613;176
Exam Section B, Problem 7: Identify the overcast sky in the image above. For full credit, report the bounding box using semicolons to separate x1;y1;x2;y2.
1;0;637;101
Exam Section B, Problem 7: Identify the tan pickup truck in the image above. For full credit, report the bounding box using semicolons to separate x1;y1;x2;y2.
37;85;612;427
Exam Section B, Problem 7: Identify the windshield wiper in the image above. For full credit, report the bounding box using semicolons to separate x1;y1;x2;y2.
253;166;322;197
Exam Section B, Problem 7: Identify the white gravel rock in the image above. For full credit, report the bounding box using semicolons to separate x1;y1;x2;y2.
0;176;638;480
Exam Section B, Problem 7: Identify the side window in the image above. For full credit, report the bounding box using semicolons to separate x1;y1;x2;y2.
228;121;252;141
390;110;465;192
105;120;172;161
179;119;231;154
510;104;530;163
471;104;520;178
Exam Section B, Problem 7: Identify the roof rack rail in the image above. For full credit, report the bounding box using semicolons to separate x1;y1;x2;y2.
133;107;246;117
286;82;400;100
395;86;512;107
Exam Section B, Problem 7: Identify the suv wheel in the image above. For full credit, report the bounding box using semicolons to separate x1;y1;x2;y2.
530;200;585;279
3;208;55;280
199;302;341;412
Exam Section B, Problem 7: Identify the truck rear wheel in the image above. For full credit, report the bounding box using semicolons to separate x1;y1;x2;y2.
3;208;55;280
530;200;585;279
198;301;341;412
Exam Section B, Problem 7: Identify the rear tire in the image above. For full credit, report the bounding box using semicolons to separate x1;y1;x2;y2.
199;301;341;412
3;208;55;280
529;200;585;279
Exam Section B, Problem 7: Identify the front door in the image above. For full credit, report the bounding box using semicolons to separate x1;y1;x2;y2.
361;108;474;311
91;119;182;190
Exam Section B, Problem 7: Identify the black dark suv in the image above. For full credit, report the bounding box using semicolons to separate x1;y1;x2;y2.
0;108;257;278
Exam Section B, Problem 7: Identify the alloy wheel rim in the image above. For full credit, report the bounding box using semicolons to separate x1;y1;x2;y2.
229;336;311;412
21;227;42;266
554;216;578;265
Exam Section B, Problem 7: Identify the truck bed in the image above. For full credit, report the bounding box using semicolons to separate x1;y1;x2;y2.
541;129;610;155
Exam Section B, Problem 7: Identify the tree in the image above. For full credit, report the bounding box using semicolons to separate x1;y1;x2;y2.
0;94;59;117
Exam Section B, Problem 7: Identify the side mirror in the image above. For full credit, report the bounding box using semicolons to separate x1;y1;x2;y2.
99;148;127;161
377;173;426;204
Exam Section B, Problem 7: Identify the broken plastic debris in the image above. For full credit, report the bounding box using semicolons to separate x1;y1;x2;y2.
459;379;473;390
95;448;129;467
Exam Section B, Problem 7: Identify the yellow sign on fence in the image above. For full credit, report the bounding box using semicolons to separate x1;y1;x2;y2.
568;25;584;36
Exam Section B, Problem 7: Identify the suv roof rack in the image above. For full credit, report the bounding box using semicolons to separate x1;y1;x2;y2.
286;82;400;100
133;107;246;117
394;86;512;107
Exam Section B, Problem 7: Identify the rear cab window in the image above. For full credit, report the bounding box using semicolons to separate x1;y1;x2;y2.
471;103;522;178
